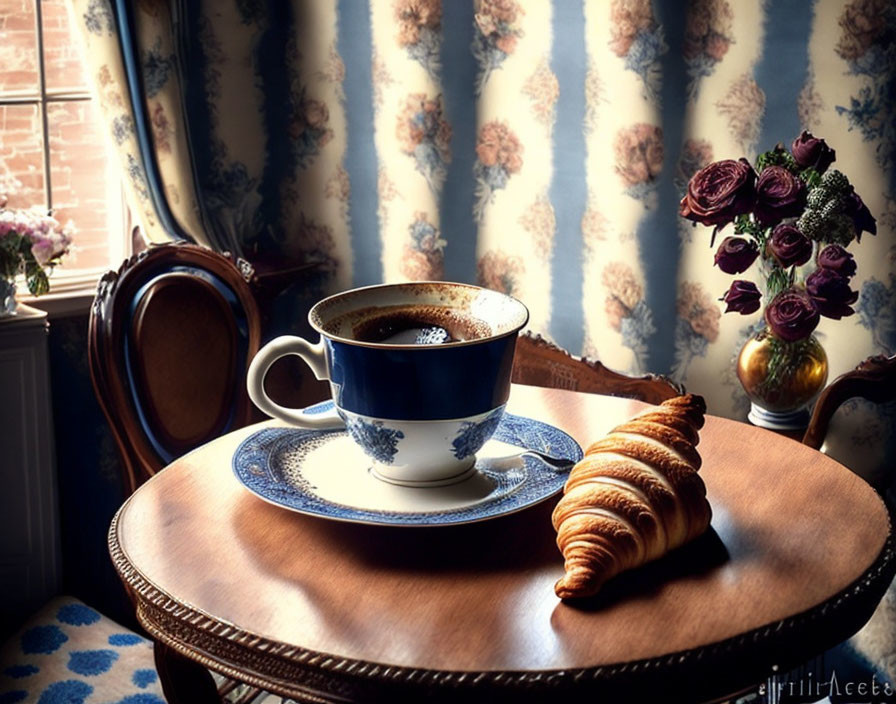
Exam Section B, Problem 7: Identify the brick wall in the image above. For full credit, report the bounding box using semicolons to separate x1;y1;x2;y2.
0;1;39;96
42;0;90;92
0;104;45;210
1;0;125;273
48;101;119;268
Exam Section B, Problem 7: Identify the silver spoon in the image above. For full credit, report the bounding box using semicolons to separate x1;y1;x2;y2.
478;450;576;472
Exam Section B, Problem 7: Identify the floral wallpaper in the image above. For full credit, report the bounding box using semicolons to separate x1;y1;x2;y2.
70;0;895;460
396;93;452;193
472;0;524;94
394;0;441;77
473;120;523;222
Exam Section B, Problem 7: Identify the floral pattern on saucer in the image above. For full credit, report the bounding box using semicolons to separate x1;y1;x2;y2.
232;404;582;527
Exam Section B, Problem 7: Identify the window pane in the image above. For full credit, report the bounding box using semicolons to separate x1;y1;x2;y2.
42;0;90;94
48;100;124;271
0;0;39;97
0;103;45;209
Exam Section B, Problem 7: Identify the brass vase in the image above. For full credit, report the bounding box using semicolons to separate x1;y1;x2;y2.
737;329;828;430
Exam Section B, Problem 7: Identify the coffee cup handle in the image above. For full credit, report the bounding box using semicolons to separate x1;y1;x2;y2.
246;335;345;430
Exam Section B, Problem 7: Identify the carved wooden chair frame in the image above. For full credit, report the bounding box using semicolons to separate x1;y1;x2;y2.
511;331;683;405
88;242;263;497
803;354;896;451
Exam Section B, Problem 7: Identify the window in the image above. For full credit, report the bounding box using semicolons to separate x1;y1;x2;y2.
1;0;128;295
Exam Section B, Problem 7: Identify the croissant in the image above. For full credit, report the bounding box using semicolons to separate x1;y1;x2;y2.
552;394;712;600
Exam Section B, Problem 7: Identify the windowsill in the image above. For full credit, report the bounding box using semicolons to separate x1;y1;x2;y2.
19;270;103;319
23;289;96;318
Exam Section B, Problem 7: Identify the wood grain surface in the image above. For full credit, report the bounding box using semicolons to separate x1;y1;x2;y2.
111;385;893;702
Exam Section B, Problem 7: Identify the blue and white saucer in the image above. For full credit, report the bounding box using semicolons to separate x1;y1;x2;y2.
232;403;582;527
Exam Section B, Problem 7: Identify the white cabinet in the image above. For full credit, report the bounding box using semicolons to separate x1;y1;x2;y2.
0;304;60;635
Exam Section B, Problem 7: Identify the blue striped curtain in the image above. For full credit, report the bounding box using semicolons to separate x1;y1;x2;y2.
71;0;896;435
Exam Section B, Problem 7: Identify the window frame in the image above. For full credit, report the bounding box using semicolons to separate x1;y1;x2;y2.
2;0;131;311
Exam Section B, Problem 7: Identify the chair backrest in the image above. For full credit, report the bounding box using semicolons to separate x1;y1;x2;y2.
89;243;262;496
511;331;683;405
801;354;896;493
803;355;896;450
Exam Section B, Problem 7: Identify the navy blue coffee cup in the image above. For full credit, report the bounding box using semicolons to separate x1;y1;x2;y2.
247;282;529;487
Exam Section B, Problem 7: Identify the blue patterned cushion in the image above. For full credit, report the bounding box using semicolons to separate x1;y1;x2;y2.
848;576;896;686
0;597;164;703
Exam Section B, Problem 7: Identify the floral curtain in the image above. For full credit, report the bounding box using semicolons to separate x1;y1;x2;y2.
70;0;895;447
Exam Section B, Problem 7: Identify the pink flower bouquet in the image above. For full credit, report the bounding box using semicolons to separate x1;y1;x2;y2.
0;196;74;297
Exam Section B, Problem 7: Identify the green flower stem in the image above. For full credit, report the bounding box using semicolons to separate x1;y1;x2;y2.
20;245;48;295
758;333;815;395
0;234;23;279
734;214;764;242
766;266;790;301
0;231;50;294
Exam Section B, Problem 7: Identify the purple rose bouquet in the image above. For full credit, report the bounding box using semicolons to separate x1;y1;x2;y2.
0;184;74;299
680;131;875;388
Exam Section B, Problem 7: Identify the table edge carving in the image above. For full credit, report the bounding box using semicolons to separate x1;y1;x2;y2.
108;497;896;700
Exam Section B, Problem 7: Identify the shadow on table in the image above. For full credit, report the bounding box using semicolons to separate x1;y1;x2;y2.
557;528;730;612
234;492;729;599
235;492;562;573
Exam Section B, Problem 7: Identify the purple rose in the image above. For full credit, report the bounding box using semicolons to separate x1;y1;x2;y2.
766;224;813;268
816;244;857;278
806;268;859;319
764;289;820;342
791;131;836;173
722;280;762;315
753;166;807;227
714;236;759;274
680;158;757;229
845;191;876;242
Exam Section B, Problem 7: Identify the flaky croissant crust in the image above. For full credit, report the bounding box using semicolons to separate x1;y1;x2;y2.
553;394;712;600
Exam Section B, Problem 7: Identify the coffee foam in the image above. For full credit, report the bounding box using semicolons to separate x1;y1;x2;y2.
326;304;492;344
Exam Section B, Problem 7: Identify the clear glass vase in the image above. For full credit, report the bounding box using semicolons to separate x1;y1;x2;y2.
0;278;17;317
736;328;828;430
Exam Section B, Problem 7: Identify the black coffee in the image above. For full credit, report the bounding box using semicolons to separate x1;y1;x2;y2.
349;305;491;345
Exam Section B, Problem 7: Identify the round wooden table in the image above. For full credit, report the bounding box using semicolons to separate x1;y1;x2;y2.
109;385;895;703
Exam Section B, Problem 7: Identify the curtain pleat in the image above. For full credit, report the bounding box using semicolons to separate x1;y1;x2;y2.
370;0;446;284
673;0;770;415
474;1;557;339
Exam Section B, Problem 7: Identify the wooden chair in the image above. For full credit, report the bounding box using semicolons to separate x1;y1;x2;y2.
2;242;271;703
88;241;263;495
511;331;683;404
86;242;275;701
799;354;896;689
803;354;896;471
